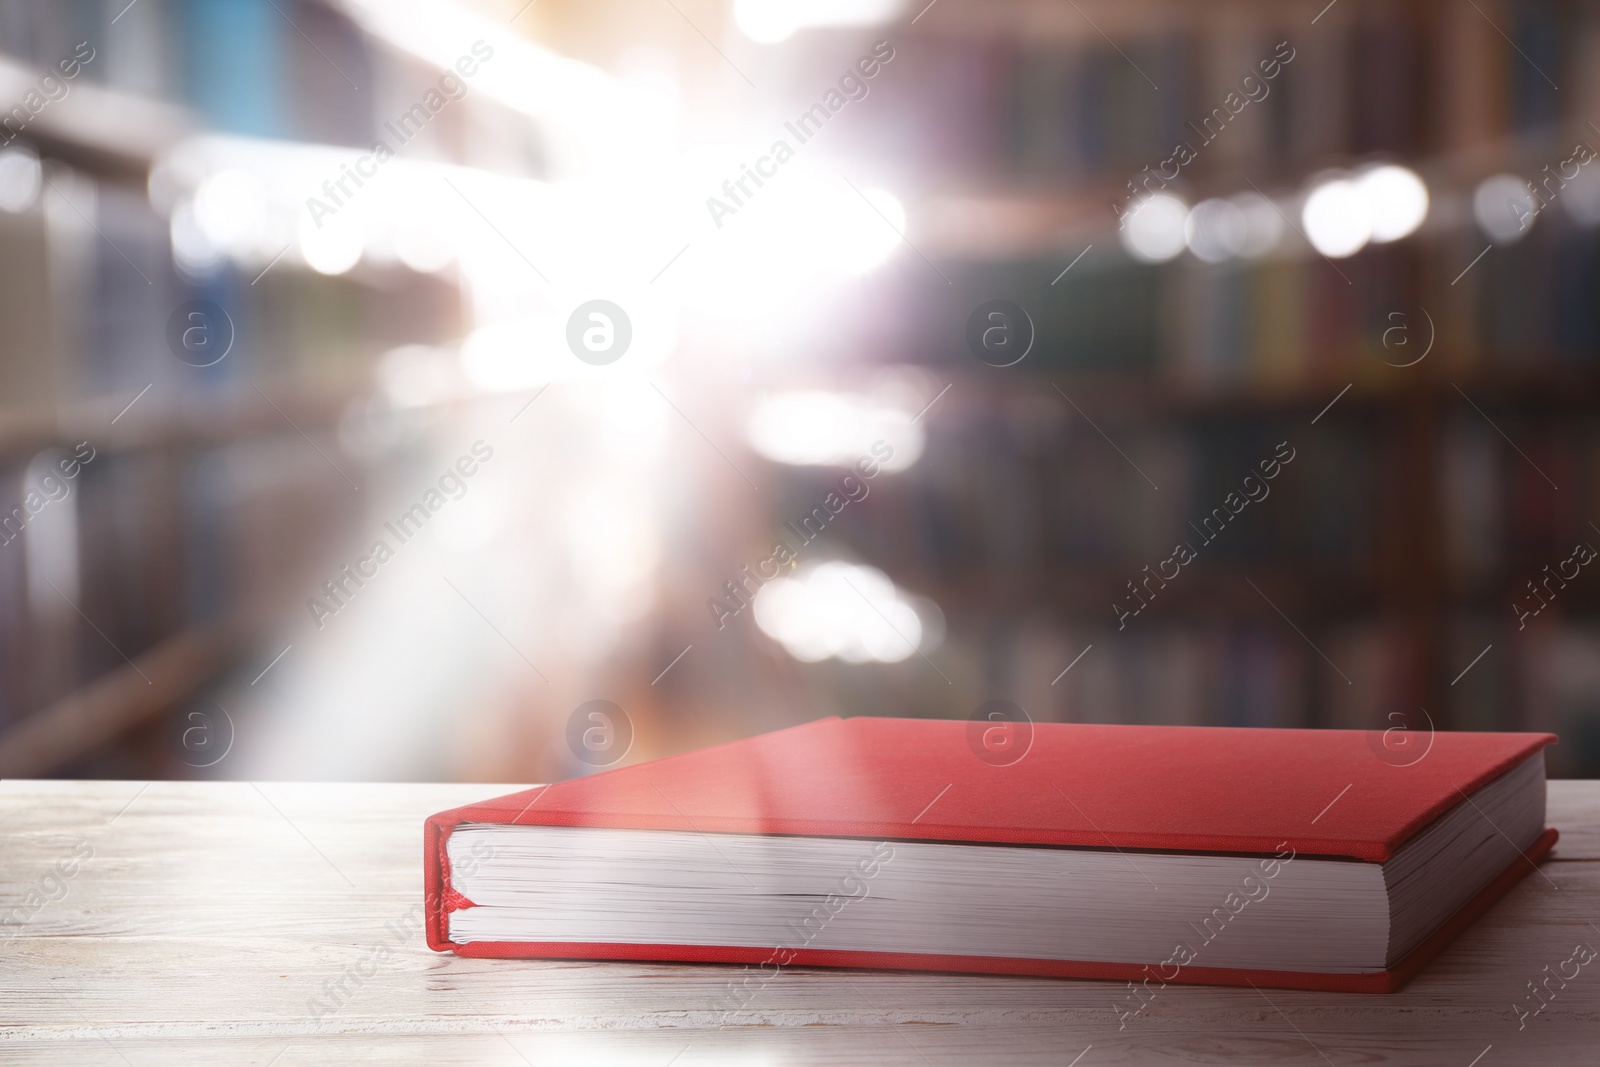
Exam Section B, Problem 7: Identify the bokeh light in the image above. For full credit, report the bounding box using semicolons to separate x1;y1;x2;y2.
1119;193;1189;263
1474;174;1538;244
753;562;931;663
1302;177;1372;258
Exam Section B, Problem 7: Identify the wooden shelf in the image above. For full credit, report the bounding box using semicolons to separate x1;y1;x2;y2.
909;149;1598;259
884;561;1380;621
0;54;189;180
0;386;361;458
801;364;1600;422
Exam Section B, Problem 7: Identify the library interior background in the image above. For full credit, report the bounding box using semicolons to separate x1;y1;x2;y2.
2;0;1599;783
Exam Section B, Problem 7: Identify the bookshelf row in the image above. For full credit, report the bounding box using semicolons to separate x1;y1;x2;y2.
763;407;1590;606
694;556;1600;779
0;0;546;176
0;1;534;772
802;180;1600;405
820;0;1590;187
0;425;364;733
927;614;1596;779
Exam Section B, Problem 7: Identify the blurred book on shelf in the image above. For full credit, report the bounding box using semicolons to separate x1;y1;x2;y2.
1;0;1599;781
726;0;1600;778
0;0;531;777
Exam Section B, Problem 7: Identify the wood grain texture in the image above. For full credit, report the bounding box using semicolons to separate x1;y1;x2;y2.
1;780;1596;1066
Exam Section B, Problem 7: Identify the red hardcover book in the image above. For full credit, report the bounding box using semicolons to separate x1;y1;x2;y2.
424;718;1557;992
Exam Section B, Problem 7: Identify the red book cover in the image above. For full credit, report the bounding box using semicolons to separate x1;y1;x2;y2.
424;718;1557;992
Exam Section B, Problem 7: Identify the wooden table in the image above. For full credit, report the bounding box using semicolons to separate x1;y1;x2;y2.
2;780;1596;1065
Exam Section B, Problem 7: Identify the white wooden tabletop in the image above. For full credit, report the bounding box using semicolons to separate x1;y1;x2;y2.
1;779;1596;1066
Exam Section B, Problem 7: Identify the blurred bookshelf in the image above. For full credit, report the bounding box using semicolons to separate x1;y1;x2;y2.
4;0;1600;782
712;0;1600;777
0;0;543;776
